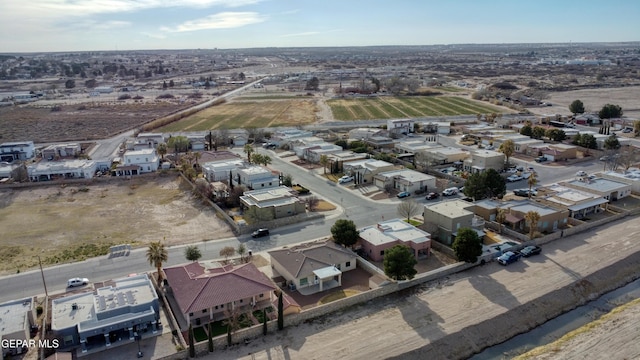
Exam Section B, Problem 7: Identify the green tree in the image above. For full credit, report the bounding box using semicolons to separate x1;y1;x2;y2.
499;139;515;166
569;99;585;115
282;173;293;187
545;128;566;142
527;172;538;199
604;135;621;150
495;208;506;234
397;199;422;222
524;211;541;240
581;134;597;150
243;144;254;163
452;228;483;263
599;104;623;120
277;291;284;330
188;324;195;358
237;243;247;263
520;124;533;137
383;245;417;280
157;143;167;160
146;241;168;282
167;135;189;154
330;219;359;248
184;245;202;262
305;76;320;90
65;79;75;89
531;126;546;140
463;169;506;200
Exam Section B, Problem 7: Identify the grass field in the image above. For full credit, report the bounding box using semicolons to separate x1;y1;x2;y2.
157;98;318;132
327;96;503;121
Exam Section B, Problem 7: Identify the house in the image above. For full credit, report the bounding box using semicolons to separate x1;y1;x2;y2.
374;169;436;194
235;165;279;190
0;141;36;162
291;137;326;157
303;144;344;163
325;151;368;169
363;136;395;149
120;148;159;174
270;129;314;146
474;199;569;233
463;150;505;173
0;297;36;358
343;159;395;185
387;119;415;135
423;199;477;245
41;143;82;160
201;159;245;182
540;143;578;161
358;219;431;262
419;121;451;135
394;140;439;154
28;159;97;182
538;184;609;219
601;170;640;193
164;262;276;328
418;147;469;166
348;128;386;140
132;133;165;150
561;177;632;202
240;186;306;219
0;162;19;179
269;241;357;294
50;274;160;353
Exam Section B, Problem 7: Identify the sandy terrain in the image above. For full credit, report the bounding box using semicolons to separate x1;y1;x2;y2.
0;174;233;274
527;86;640;118
517;299;640;360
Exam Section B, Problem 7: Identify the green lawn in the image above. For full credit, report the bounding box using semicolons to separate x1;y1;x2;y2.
207;321;228;337
193;326;208;342
253;309;266;323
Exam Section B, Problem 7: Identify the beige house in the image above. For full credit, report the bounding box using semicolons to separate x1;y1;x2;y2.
419;146;469;165
561;177;632;202
463;150;505;173
343;159;395;185
240;186;306;219
358;219;431;262
473;199;569;234
423;199;476;245
374;169;437;194
541;143;578;161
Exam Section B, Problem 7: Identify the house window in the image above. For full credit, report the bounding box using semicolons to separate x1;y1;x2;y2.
189;312;193;316
261;184;264;187
214;306;218;310
145;158;148;162
259;294;264;298
300;278;308;286
380;250;384;256
240;299;243;303
269;182;272;186
221;304;224;308
346;261;351;267
202;309;207;313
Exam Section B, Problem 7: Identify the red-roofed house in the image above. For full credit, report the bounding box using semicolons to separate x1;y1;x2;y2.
164;262;277;328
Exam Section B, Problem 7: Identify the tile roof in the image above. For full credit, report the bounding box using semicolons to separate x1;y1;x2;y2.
268;241;355;279
164;262;276;314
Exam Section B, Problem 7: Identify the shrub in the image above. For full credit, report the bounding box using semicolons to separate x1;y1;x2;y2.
118;94;131;100
156;93;175;99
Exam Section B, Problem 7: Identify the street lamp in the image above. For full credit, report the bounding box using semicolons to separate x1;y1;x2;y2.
135;327;143;358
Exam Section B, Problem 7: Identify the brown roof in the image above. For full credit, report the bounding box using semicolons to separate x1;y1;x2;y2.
268;241;356;279
164;262;276;315
198;150;240;163
505;213;523;223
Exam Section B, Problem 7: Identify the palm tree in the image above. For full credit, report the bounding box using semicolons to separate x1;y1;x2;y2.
157;143;167;161
243;144;254;163
319;155;329;175
495;208;506;234
527;172;538;199
146;241;168;283
499;139;515;167
524;211;541;240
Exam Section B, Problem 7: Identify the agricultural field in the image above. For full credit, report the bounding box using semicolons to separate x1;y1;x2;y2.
327;95;504;121
157;97;319;132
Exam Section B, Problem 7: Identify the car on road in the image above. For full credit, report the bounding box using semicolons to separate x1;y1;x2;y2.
520;245;542;257
513;188;537;197
425;192;439;200
576;171;587;177
442;187;459;196
251;228;270;238
338;175;354;184
497;251;521;265
535;156;547;163
397;191;411;198
507;175;523;182
67;277;89;287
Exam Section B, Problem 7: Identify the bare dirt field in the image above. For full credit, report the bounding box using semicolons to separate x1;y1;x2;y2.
0;173;233;274
530;86;640;118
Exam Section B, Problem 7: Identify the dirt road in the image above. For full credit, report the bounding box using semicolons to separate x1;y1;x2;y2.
209;216;640;360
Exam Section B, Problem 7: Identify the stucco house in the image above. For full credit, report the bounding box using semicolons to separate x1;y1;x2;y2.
343;159;395;185
358;219;431;262
474;199;569;233
374;169;436;194
423;199;480;245
0;141;36;162
234;165;279;190
28;159;97;182
240;186;306;219
561;177;632;202
269;241;357;294
463;150;505;173
0;297;36;358
121;148;159;174
164;262;276;328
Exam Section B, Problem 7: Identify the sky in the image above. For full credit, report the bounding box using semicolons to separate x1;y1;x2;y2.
1;0;639;53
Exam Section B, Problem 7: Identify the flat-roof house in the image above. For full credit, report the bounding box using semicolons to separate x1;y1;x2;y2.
133;133;165;150
164;262;276;329
358;219;431;262
474;199;569;234
28;159;97;182
601;170;640;193
419;146;469;165
0;141;36;162
269;241;357;294
423;199;476;245
562;177;632;202
240;186;306;219
374;169;436;194
387;119;415;135
348;128;385;140
50;274;159;353
463;150;505;173
235;165;279;190
540;143;578;161
202;159;245;182
270;129;314;146
394;140;439;154
304;144;344;163
0;297;36;358
343;159;395;185
42;143;82;160
363;136;395;149
539;184;609;219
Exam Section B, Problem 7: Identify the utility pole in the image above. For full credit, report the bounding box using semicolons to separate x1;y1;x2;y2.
37;255;48;298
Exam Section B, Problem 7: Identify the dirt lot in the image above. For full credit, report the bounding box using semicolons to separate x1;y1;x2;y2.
0;173;233;274
529;85;640;118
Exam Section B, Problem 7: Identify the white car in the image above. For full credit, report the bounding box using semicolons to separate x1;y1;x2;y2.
338;175;354;184
575;171;587;177
67;277;89;287
507;175;523;182
443;187;459;196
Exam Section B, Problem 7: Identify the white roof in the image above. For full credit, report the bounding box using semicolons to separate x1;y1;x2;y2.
359;219;430;246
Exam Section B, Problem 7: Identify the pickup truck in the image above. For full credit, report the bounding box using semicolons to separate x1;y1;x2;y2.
497;251;521;265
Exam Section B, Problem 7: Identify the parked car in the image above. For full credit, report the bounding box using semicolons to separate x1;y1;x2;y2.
497;251;521;265
442;187;459;196
397;191;411;198
535;156;547;163
251;228;270;238
507;175;523;182
513;189;537;197
338;175;354;184
576;171;587;177
67;277;89;287
520;245;542;257
425;192;439;200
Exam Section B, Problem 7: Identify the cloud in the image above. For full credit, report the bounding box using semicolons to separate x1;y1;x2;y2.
280;31;320;38
161;12;266;32
141;32;167;39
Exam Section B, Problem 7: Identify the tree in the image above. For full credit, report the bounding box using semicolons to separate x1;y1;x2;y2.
452;228;483;263
64;79;75;89
146;241;168;283
167;135;189;154
463;169;506;200
569;100;585;115
184;245;202;262
305;76;319;91
305;196;319;211
383;245;417;280
243;144;254;163
524;211;541;240
499;139;515;166
531;126;546;140
277;291;284;330
237;243;247;263
545;128;566;142
157;143;167;160
219;246;235;263
604;135;621;150
599;104;623;120
282;173;293;187
188;324;195;358
495;208;506;234
397;199;422;223
330;219;359;248
520;124;533;137
527;172;538;199
319;155;329;175
85;79;97;88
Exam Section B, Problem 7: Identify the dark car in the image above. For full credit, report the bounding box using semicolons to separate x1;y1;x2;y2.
251;228;270;238
497;251;521;265
425;192;439;200
520;245;541;257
